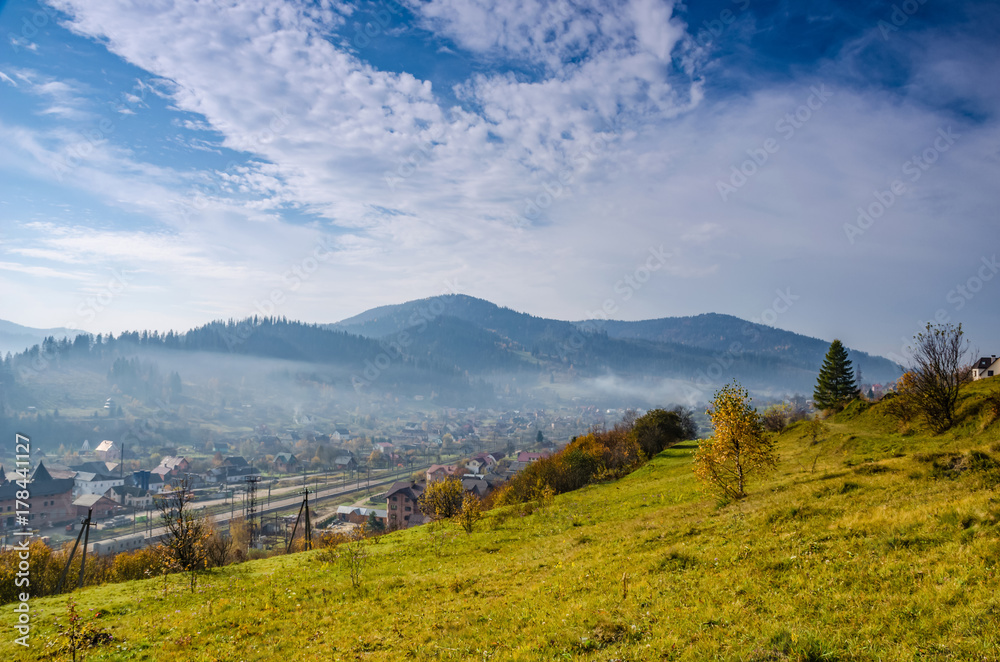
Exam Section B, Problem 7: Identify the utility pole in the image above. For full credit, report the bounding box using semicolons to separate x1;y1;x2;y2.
285;489;312;553
56;509;92;594
78;511;91;588
243;474;260;548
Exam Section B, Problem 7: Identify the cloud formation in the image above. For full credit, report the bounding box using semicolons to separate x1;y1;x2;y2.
0;0;996;357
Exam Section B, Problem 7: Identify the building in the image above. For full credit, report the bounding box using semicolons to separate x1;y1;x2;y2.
94;439;121;462
73;493;119;520
0;461;77;530
159;456;191;475
972;356;999;380
335;506;388;526
461;476;492;498
147;472;168;494
385;481;425;529
465;457;489;475
465;451;505;475
207;459;259;484
333;454;357;472
151;456;191;484
222;456;250;469
72;460;120;475
274;452;301;473
110;485;154;509
73;471;125;498
425;464;460;483
517;451;550;463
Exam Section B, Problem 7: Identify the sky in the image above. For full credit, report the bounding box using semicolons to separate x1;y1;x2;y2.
0;0;997;360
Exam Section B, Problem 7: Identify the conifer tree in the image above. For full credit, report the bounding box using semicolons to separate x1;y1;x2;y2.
813;339;859;410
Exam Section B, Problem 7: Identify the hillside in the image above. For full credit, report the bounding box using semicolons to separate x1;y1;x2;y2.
6;379;1000;661
582;313;899;382
0;320;80;358
2;298;903;415
330;294;901;394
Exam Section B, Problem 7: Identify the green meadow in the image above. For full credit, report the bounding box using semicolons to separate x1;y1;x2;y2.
5;379;1000;661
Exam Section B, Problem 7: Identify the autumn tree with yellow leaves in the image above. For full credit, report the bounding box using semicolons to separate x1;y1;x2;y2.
694;381;778;501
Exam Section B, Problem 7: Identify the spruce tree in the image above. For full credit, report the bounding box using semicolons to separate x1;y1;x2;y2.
813;339;860;410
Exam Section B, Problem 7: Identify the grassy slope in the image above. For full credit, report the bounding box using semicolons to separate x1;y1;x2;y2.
5;381;1000;661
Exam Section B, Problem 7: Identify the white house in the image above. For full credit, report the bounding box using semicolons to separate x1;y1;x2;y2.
973;356;999;380
73;471;125;498
465;457;488;475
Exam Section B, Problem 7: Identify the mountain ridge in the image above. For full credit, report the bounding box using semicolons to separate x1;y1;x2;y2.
329;294;901;390
1;295;902;406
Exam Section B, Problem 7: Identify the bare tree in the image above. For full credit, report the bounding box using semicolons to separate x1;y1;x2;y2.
909;323;972;433
339;527;369;590
203;518;234;568
155;475;209;590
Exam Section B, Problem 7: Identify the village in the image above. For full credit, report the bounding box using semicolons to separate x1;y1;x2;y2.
0;404;614;552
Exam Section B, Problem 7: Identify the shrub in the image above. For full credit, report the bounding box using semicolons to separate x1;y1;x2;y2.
495;407;693;507
630;408;690;458
111;545;167;582
419;477;464;520
458;492;483;534
43;599;114;659
761;404;792;432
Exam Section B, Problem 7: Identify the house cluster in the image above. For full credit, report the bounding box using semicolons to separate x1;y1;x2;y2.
0;441;203;533
384;449;551;530
0;461;122;531
0;431;373;536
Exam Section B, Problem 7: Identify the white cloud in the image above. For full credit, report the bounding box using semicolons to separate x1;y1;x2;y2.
0;260;88;280
0;0;992;356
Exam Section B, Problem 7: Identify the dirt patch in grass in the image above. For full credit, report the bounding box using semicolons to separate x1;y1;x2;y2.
853;462;892;475
654;548;698;572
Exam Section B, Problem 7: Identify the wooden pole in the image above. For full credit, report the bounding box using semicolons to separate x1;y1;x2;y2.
285;495;306;554
56;513;89;594
78;509;93;588
303;490;311;551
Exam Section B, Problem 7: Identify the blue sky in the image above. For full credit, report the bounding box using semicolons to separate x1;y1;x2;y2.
0;0;997;360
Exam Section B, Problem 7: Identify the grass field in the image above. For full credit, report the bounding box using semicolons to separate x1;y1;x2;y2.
5;380;1000;661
